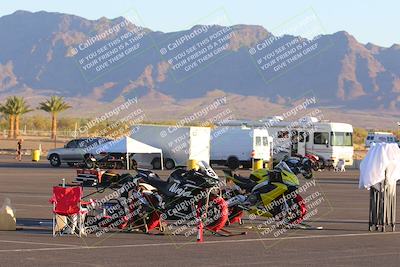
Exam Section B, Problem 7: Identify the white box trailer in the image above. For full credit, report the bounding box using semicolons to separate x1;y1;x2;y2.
131;125;210;169
210;126;273;168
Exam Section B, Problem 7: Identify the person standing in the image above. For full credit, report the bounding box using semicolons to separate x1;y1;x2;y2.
16;139;23;161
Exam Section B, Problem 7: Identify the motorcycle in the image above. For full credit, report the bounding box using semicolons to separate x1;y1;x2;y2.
223;157;313;226
83;162;233;236
283;155;314;179
136;161;229;234
303;153;325;171
84;173;164;234
83;152;137;170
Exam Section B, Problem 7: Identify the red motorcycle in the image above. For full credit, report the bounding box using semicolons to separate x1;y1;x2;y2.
300;153;324;171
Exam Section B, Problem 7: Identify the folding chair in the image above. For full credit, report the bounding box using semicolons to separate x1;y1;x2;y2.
49;186;90;237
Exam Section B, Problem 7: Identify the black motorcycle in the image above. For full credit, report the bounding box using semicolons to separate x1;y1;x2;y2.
84;173;164;234
83;152;137;170
136;161;229;233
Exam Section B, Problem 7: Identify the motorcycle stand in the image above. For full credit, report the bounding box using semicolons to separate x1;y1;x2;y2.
143;217;167;235
196;187;247;242
293;222;323;230
208;228;247;237
125;217;166;235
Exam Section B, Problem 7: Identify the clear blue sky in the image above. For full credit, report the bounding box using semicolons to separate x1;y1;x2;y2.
1;0;398;47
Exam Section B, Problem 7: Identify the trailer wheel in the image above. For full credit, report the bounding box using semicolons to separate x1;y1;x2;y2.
151;158;161;170
227;156;240;170
130;159;138;170
165;158;175;170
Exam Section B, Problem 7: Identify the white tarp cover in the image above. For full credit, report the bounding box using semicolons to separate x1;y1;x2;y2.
90;136;162;154
359;143;400;189
89;136;163;170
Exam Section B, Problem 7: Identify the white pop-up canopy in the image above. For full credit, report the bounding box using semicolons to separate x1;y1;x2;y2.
90;136;163;170
359;143;400;189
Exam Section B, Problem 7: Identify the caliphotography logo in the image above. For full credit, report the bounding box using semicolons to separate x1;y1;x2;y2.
155;7;238;82
71;8;154;82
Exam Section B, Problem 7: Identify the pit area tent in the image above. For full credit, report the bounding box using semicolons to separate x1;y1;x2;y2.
359;143;400;231
359;143;400;189
90;136;163;170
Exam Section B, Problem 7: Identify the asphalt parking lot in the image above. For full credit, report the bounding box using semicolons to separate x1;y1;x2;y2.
0;155;400;266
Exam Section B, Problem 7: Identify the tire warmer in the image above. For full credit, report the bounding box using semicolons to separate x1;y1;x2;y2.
196;201;204;243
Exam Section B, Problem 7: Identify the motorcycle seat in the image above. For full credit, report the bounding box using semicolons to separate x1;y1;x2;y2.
144;176;176;197
232;174;257;191
137;169;161;179
167;168;187;183
135;169;175;196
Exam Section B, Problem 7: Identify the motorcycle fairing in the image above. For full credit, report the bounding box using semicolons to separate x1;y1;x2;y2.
280;170;300;187
247;182;290;218
258;182;288;207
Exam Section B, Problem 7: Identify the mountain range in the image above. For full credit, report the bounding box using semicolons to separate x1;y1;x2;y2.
0;10;399;128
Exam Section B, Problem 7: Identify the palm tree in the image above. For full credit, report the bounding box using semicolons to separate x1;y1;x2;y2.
38;96;71;139
0;101;14;138
0;96;32;139
13;97;33;137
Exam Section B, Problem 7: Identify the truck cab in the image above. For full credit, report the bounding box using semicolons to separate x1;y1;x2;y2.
365;132;397;148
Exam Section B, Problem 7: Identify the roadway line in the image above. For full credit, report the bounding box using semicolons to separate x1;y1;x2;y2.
0;240;80;247
0;231;399;253
14;204;50;207
0;193;49;198
246;218;369;223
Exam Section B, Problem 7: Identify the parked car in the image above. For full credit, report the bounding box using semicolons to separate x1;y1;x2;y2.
46;137;112;167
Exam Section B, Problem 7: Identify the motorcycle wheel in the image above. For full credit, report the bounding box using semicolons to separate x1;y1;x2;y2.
312;162;320;171
205;197;229;231
84;156;95;169
303;171;313;180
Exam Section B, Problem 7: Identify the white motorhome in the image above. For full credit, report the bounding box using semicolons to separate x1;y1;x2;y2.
131;125;210;169
365;132;397;148
218;117;354;166
210;126;273;168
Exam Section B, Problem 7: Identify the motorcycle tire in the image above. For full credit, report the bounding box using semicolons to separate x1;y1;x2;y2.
312;162;320;171
84;158;95;169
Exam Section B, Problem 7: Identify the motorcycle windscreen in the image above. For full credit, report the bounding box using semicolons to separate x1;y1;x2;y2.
275;161;300;186
198;160;219;180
